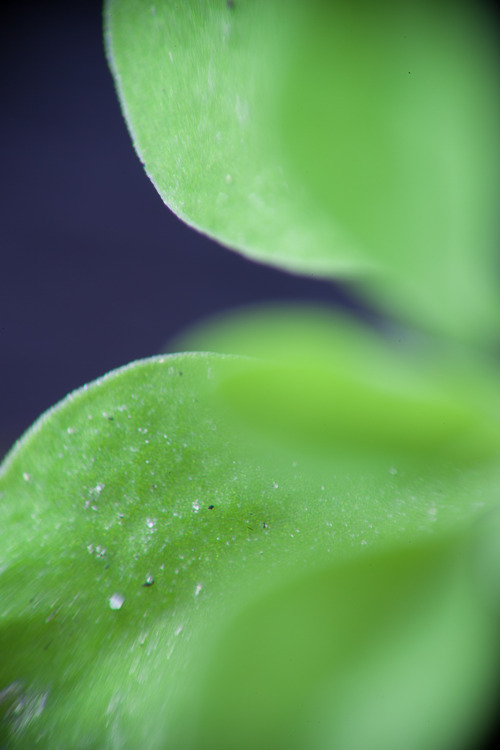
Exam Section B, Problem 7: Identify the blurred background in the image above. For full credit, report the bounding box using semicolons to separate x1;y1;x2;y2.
0;0;498;464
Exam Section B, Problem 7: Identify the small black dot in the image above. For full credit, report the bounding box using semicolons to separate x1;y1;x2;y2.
208;504;215;510
227;0;235;8
107;416;114;421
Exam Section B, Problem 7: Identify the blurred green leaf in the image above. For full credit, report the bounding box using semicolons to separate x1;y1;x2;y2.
178;304;500;475
191;533;499;750
106;0;500;341
278;0;500;342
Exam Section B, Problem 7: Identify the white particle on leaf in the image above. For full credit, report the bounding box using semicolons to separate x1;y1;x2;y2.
389;467;398;475
109;593;125;610
174;625;183;636
146;518;156;529
23;473;30;482
192;500;200;513
194;583;203;597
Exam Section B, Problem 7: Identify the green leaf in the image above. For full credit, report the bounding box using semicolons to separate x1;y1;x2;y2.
178;304;500;474
105;0;500;341
191;533;499;750
0;353;304;747
1;352;498;746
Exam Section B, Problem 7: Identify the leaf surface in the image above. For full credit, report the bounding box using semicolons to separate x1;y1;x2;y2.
105;0;500;340
1;351;499;747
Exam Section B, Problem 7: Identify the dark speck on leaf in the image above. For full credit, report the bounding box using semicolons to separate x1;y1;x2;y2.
107;416;114;421
262;522;268;529
208;504;215;510
178;371;183;376
142;576;155;587
227;0;235;8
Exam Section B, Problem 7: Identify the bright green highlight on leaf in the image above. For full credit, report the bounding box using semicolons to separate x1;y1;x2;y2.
105;0;500;341
178;304;500;472
1;352;498;747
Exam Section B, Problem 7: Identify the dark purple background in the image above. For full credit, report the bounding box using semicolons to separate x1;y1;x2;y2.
0;0;378;458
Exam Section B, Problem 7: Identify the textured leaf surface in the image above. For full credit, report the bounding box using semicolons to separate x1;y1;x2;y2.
1;351;499;747
0;353;321;747
105;0;500;340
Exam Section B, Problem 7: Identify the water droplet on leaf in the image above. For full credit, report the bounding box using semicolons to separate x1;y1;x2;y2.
109;593;125;610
